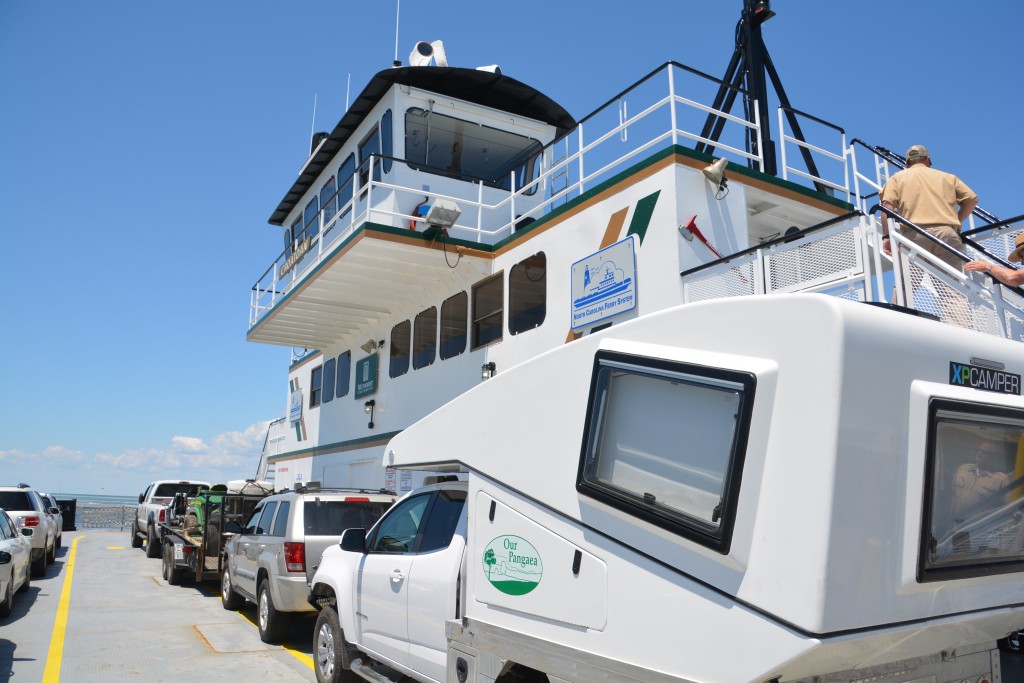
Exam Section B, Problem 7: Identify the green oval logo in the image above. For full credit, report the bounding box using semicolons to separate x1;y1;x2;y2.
482;535;543;596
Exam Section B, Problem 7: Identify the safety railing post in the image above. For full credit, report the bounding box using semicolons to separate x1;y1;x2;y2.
577;123;585;195
777;107;788;181
476;180;484;243
668;66;678;146
752;101;763;173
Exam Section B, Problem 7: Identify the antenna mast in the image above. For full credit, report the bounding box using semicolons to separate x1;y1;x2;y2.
393;0;402;67
309;93;318;149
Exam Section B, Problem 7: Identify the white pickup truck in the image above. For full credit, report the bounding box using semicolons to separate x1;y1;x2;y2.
307;297;1024;683
130;480;209;558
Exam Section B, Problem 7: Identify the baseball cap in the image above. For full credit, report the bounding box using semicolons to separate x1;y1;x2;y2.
906;145;929;162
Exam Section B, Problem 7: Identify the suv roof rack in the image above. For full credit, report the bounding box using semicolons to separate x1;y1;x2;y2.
292;484;396;496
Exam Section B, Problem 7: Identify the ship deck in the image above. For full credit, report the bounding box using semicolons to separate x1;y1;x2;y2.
0;530;316;682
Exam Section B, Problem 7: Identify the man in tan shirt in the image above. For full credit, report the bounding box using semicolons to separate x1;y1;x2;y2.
880;144;978;272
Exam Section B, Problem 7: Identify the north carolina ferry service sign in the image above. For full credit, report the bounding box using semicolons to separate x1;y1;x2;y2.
571;236;638;330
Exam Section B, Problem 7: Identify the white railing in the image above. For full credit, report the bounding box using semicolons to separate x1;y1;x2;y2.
250;62;770;327
681;209;1024;342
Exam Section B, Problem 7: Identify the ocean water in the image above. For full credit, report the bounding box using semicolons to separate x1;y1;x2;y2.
53;492;137;506
52;492;138;530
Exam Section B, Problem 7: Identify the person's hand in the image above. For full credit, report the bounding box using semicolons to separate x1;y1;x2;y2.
965;260;993;274
882;236;892;256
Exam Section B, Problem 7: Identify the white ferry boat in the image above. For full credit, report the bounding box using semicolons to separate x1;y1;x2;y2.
247;2;1022;493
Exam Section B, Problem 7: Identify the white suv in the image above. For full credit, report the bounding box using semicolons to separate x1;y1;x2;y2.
220;485;395;643
0;485;57;577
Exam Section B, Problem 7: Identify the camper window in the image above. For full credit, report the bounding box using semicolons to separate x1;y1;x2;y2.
919;399;1024;581
577;352;754;553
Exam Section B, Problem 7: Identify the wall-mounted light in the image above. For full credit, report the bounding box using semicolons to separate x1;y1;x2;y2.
364;400;376;429
360;339;385;354
481;362;496;381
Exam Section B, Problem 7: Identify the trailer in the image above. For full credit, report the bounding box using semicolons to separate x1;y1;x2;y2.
159;484;272;584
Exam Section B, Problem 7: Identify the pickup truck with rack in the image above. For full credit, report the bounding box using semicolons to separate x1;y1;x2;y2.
307;297;1024;683
131;480;210;558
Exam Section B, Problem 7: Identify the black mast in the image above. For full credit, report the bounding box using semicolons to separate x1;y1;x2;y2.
696;0;825;190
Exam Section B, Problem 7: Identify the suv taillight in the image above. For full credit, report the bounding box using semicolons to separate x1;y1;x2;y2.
284;542;305;572
159;509;165;523
344;497;370;502
20;516;40;527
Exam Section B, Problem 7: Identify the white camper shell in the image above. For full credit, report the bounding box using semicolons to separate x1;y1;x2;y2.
366;295;1024;683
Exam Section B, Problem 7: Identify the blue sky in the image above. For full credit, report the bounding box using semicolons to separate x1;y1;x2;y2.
1;1;1021;496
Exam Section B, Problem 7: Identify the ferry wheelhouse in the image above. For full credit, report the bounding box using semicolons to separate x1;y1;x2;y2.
248;21;1023;494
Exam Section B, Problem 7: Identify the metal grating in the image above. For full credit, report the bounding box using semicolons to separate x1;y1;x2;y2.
683;258;757;303
765;227;860;293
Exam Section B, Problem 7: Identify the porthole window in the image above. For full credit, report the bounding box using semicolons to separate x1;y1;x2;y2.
440;292;467;360
509;252;546;335
390;320;411;378
472;274;503;349
414;307;437;370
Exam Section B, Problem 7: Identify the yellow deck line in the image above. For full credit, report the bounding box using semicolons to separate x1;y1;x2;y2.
214;584;313;670
43;535;81;682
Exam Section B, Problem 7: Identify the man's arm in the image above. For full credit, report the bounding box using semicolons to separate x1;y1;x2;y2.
958;195;979;223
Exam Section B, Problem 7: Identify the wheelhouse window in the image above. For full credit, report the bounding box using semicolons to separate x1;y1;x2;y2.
390;320;411;378
302;196;319;240
381;109;393;174
440;292;467;360
310;364;323;407
413;307;437;370
404;108;542;192
285;221;298;259
336;351;351;398
472;274;503;349
577;352;754;553
320;176;337;234
322;356;336;404
509;252;546;335
338;154;355;218
359;125;382;191
920;399;1024;581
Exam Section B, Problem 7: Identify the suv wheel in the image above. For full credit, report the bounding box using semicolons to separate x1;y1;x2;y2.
146;525;161;558
55;532;62;550
46;537;55;565
221;567;244;611
257;580;289;643
30;551;45;578
0;579;13;618
130;520;143;548
314;605;358;683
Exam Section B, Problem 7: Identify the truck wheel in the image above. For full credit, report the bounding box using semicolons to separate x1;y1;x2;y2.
146;525;161;558
162;543;182;585
130;520;143;548
314;606;359;683
221;568;244;611
257;580;289;643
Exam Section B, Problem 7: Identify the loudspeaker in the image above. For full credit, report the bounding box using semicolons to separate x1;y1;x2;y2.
702;158;728;187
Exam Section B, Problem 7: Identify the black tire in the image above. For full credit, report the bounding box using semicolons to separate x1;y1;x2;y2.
0;578;12;618
19;567;30;593
130;520;143;548
313;605;359;683
55;532;62;550
257;580;289;643
46;537;55;565
220;567;244;611
30;551;46;578
146;525;161;558
162;543;183;585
